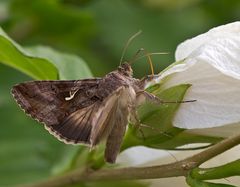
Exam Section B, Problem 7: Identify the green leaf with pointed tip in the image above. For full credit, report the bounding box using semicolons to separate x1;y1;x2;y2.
140;83;191;131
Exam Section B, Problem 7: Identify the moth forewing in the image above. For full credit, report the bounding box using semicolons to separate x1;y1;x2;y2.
11;80;100;126
90;87;124;146
44;87;123;146
105;86;137;163
105;108;128;163
44;104;95;145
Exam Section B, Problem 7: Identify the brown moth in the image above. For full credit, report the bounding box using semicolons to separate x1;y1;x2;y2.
12;62;161;163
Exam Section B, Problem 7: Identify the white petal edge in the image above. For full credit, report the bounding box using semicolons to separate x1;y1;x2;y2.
175;21;240;61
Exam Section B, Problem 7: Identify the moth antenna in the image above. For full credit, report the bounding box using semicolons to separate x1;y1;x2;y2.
134;52;169;62
130;48;156;76
119;30;142;65
128;48;145;64
129;48;169;76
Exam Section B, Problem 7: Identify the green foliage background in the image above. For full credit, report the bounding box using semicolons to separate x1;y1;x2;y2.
1;0;240;186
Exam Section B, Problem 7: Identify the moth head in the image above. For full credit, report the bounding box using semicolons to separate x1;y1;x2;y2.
118;62;133;77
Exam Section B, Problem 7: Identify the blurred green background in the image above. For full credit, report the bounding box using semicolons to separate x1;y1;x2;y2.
1;0;240;186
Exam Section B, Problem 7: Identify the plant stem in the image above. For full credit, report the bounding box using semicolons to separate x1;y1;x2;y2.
16;132;240;187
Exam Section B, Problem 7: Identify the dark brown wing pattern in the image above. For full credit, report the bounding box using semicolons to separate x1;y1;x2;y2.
45;103;97;145
46;87;124;146
12;79;126;147
12;79;101;144
12;79;101;125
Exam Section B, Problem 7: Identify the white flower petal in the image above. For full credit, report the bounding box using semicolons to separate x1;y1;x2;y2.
187;36;240;79
175;21;240;61
150;22;240;129
161;61;240;129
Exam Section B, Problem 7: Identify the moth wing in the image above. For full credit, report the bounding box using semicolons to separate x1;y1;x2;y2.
91;87;132;163
45;87;124;145
45;103;96;145
12;79;100;126
104;102;129;163
90;87;125;146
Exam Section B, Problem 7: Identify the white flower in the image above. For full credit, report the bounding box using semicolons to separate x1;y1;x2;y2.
119;23;240;178
151;22;240;129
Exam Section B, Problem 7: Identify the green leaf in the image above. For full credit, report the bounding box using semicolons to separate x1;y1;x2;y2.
122;84;191;150
0;28;58;80
0;27;92;81
25;46;92;80
187;160;240;187
186;174;236;187
191;159;240;180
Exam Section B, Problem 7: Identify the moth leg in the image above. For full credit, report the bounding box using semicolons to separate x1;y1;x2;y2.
128;123;146;141
129;107;171;139
137;90;196;105
130;111;171;139
138;75;159;89
137;124;172;138
136;90;158;106
138;128;146;141
128;107;147;141
129;103;141;127
136;90;160;104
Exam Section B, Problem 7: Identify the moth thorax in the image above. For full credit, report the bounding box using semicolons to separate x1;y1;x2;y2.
118;63;133;77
